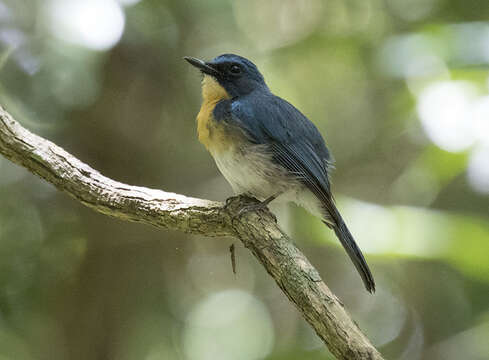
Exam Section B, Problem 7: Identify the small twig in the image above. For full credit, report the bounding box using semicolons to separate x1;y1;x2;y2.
229;243;236;275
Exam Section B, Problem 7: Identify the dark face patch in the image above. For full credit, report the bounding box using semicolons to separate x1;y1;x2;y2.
205;54;269;97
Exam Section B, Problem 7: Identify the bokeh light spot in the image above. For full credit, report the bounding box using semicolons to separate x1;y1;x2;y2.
184;290;274;360
417;81;477;152
45;0;125;51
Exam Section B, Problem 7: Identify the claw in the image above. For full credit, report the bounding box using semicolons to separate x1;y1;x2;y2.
237;201;270;217
224;197;235;207
229;193;278;221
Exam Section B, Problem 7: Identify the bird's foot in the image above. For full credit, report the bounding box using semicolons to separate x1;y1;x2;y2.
235;194;277;218
224;194;278;222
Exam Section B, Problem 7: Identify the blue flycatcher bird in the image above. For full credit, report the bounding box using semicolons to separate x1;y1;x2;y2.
185;54;375;293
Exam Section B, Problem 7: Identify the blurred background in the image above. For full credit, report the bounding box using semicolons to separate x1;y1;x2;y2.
0;0;488;359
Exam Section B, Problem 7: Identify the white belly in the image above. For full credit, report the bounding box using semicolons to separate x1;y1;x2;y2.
211;146;325;220
212;145;289;200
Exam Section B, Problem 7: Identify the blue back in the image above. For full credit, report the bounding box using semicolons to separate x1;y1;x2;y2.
214;90;333;199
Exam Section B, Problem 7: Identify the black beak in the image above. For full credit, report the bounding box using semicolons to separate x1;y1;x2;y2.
184;56;221;77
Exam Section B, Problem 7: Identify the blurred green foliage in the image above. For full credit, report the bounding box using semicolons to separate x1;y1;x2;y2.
0;0;489;359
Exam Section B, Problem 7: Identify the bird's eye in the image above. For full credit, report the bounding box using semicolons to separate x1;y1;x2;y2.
230;64;241;75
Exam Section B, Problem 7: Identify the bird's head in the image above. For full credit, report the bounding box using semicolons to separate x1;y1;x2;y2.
185;54;268;99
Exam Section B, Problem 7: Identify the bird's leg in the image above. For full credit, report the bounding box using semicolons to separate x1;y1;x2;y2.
236;193;279;217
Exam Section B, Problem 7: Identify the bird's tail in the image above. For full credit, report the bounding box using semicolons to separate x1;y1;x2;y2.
324;204;375;293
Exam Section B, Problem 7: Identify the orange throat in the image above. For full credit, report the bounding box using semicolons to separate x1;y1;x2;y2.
196;76;232;153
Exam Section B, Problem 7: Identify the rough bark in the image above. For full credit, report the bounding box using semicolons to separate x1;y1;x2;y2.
0;105;384;360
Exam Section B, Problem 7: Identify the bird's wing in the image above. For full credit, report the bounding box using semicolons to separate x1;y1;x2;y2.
228;94;333;204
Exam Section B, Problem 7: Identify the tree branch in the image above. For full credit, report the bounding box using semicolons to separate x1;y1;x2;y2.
0;105;383;360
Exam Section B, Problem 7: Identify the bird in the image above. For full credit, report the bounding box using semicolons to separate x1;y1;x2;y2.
184;54;375;293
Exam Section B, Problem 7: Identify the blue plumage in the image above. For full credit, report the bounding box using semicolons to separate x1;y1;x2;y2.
185;54;375;293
